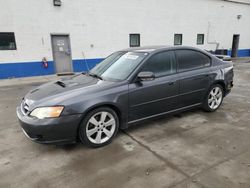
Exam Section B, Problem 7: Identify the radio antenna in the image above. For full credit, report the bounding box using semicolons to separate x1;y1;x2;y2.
82;51;90;72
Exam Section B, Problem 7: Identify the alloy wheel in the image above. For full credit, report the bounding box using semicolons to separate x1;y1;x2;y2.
86;111;116;144
208;86;223;110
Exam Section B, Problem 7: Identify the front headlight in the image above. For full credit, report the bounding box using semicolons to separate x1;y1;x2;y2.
30;106;64;119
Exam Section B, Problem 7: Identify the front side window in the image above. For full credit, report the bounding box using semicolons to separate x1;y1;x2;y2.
174;34;182;45
141;51;176;77
0;32;17;50
130;34;140;47
176;50;211;72
90;51;148;81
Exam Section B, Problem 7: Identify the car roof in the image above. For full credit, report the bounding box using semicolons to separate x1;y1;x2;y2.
121;45;209;54
121;46;169;53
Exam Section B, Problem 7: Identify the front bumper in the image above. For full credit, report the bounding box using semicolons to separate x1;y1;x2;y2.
16;106;82;144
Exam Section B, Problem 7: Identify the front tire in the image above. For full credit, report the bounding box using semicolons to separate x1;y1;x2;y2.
203;84;224;112
79;107;119;147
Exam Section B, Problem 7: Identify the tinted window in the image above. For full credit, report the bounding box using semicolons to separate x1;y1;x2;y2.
0;32;17;50
141;51;176;77
176;50;210;72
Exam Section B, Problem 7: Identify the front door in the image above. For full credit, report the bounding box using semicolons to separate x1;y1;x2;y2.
128;51;179;122
51;35;72;73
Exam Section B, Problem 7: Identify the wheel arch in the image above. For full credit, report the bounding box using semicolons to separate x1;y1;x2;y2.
76;103;125;140
212;80;226;96
86;103;122;123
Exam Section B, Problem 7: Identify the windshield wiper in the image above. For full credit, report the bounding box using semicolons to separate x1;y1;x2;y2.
55;81;66;88
88;72;103;80
81;71;87;75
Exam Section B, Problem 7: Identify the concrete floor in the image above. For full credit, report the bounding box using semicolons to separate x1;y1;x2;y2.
0;61;250;188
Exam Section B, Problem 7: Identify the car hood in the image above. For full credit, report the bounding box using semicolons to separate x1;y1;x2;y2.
23;74;118;109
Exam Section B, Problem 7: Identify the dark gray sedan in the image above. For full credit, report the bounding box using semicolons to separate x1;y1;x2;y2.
17;46;234;147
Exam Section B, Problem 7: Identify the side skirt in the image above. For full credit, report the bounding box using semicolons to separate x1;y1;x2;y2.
127;103;202;125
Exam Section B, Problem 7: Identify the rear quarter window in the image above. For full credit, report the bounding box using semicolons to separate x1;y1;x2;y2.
176;50;211;72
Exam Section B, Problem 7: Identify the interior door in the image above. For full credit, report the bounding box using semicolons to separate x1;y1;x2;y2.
51;35;72;73
128;51;179;122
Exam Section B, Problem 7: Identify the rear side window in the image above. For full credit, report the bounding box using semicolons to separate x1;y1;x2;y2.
141;51;176;77
176;50;210;72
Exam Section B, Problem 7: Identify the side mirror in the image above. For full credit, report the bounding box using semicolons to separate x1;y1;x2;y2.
137;71;155;81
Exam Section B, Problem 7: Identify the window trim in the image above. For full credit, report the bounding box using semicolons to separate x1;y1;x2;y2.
174;34;183;46
197;34;205;45
129;33;140;47
174;49;212;73
0;32;17;50
138;50;177;79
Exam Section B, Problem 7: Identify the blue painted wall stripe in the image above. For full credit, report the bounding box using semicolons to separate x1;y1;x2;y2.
72;58;104;72
0;48;249;79
227;49;250;57
0;61;55;79
0;58;103;79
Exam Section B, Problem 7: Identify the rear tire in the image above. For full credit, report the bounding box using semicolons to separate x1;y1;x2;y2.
202;84;224;112
79;107;119;148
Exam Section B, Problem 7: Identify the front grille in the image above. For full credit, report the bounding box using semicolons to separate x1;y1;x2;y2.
21;100;30;115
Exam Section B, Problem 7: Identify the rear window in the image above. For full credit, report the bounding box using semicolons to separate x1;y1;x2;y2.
176;50;210;72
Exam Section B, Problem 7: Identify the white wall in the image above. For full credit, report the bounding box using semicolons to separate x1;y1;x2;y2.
0;0;250;63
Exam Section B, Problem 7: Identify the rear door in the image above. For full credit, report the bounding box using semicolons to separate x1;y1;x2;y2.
175;50;212;107
128;51;179;122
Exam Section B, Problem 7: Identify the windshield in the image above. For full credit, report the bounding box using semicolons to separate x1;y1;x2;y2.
89;51;148;81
